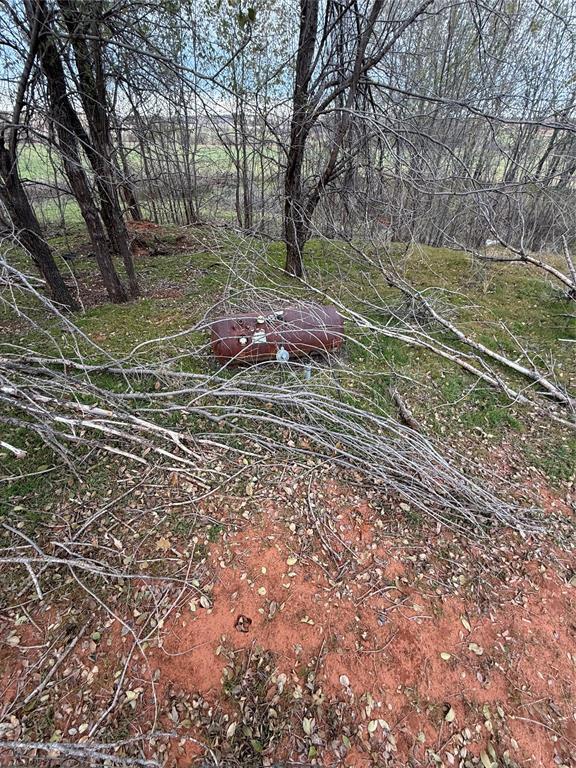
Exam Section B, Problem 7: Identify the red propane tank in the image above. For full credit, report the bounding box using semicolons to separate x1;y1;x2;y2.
209;303;344;364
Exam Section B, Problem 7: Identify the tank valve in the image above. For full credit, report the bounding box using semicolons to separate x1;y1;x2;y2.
276;346;290;362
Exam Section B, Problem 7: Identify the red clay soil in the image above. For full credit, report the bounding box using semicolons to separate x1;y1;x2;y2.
1;478;575;767
150;494;575;766
127;220;161;233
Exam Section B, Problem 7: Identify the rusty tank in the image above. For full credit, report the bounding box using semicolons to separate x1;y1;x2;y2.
209;303;344;364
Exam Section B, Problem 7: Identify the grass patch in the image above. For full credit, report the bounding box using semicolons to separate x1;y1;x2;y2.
2;224;574;486
526;436;576;483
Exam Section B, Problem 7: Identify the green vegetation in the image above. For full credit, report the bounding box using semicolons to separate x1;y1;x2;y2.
18;143;59;182
525;436;576;482
1;222;574;525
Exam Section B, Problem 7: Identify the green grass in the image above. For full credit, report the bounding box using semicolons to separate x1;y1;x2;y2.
0;429;64;527
31;198;83;228
2;223;575;495
77;297;190;354
18;143;59;182
17;140;237;188
525;436;576;482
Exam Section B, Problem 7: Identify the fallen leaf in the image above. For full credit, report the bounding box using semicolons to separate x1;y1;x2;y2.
460;614;471;632
440;652;451;661
156;537;171;552
286;556;298;566
234;614;252;633
468;642;484;656
445;706;456;723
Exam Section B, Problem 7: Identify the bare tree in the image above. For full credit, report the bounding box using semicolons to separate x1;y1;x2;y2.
30;0;130;302
0;5;78;309
55;0;140;296
283;0;434;276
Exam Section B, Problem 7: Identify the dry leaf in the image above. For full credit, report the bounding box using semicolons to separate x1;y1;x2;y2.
156;536;171;552
468;642;484;656
234;614;252;633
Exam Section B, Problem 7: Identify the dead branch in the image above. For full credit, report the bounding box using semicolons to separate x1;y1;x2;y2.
0;738;160;767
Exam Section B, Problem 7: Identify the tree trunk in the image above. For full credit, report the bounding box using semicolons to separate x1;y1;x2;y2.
283;0;319;276
93;176;140;296
284;173;308;277
0;140;78;310
63;162;129;303
58;0;140;297
32;0;129;303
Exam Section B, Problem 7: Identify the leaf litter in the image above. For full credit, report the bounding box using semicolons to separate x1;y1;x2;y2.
0;455;574;767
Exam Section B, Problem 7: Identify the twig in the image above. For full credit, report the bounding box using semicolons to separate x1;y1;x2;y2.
0;739;160;766
11;622;89;713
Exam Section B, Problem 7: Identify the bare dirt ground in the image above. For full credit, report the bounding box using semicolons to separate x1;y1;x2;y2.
1;451;575;768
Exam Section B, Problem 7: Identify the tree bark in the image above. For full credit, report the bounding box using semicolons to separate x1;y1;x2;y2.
0;139;78;310
57;0;140;297
32;0;129;303
283;0;319;276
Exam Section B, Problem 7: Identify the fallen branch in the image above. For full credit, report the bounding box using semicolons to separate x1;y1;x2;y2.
0;739;160;767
